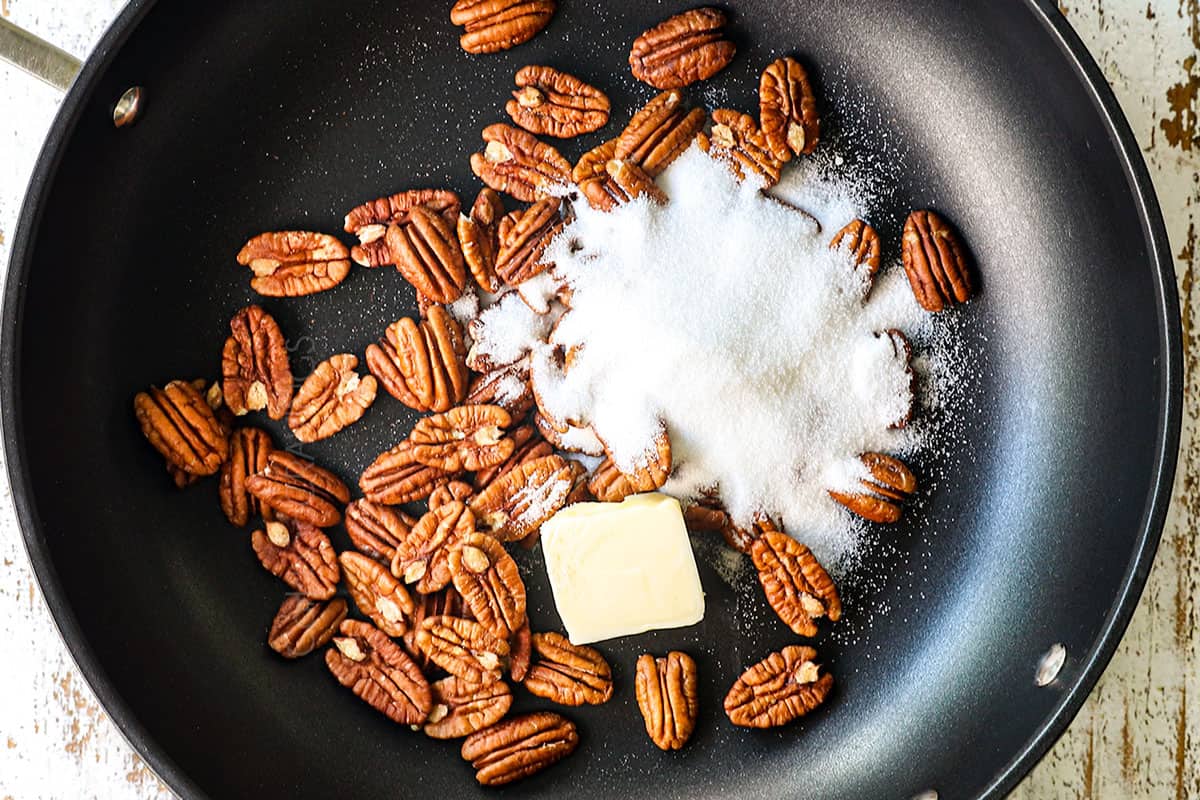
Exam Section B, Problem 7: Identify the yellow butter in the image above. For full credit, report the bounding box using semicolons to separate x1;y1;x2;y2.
540;493;705;644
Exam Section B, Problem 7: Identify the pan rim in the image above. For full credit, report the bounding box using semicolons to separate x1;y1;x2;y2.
0;1;1181;798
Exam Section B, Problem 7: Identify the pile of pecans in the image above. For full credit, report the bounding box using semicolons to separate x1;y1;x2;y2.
132;4;976;787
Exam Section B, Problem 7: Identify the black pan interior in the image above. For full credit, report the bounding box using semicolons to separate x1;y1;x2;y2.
3;1;1179;798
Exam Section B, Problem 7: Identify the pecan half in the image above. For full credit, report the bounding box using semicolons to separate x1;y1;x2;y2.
682;504;774;554
365;307;468;412
410;405;515;472
221;305;293;419
573;137;617;184
901;209;973;311
340;551;415;638
343;189;460;268
524;632;613;706
470;123;572;202
508;620;532;682
469;455;572;541
724;645;833;728
599;427;672;494
629;7;735;89
360;440;453;505
268;595;348;659
830;219;882;287
516;457;588;550
344;499;415;563
460;712;578;786
759;56;819;160
386;206;468;304
245;451;350;527
458;188;505;294
159;388;230;483
219;427;275;526
251;518;340;600
608;159;668;204
162;380;222;487
587;456;636;503
449;533;527;640
507;65;610;138
133;380;228;476
425;676;513;739
450;0;556;54
152;376;232;473
416;615;509;685
635;651;699;750
403;587;467;670
573;138;622;211
495;196;566;285
472;423;548;490
498;209;522;244
828;452;916;524
392;501;476;594
615;90;707;177
563;459;591;503
700;108;785;188
430;480;476;510
466;363;535;418
236;231;351;297
751;530;841;637
167;462;202;490
288;354;377;443
326;619;432;725
535;414;605;456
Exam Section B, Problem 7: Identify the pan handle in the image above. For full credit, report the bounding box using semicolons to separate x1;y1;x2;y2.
0;16;82;92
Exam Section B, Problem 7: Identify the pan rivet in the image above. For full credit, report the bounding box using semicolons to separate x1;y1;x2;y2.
1035;643;1067;687
911;792;938;800
112;86;143;128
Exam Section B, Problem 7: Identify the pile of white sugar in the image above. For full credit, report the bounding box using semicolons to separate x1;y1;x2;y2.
472;145;961;569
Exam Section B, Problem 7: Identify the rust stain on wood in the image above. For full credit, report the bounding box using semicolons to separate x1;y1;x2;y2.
1160;0;1200;149
1175;685;1190;800
1160;56;1199;151
53;671;104;761
1122;699;1138;784
1083;719;1096;800
124;753;164;790
1177;222;1198;649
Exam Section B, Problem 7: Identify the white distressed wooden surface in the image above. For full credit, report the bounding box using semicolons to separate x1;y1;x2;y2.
0;1;1195;798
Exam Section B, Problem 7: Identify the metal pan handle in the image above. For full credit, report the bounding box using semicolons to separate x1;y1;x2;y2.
0;16;82;92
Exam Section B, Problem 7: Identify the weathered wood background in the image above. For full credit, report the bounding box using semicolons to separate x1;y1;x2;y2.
0;1;1195;797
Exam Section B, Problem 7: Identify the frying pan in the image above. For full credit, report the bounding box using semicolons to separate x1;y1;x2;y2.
1;1;1180;798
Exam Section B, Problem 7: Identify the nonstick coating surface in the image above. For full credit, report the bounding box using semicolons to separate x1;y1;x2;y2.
3;1;1180;798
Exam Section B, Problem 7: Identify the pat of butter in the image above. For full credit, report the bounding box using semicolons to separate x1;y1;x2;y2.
540;493;704;644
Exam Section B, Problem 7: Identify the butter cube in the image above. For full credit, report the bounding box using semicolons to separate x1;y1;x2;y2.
540;493;705;644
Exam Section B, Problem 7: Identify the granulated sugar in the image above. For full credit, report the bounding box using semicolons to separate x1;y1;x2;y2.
473;146;960;568
467;290;552;369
